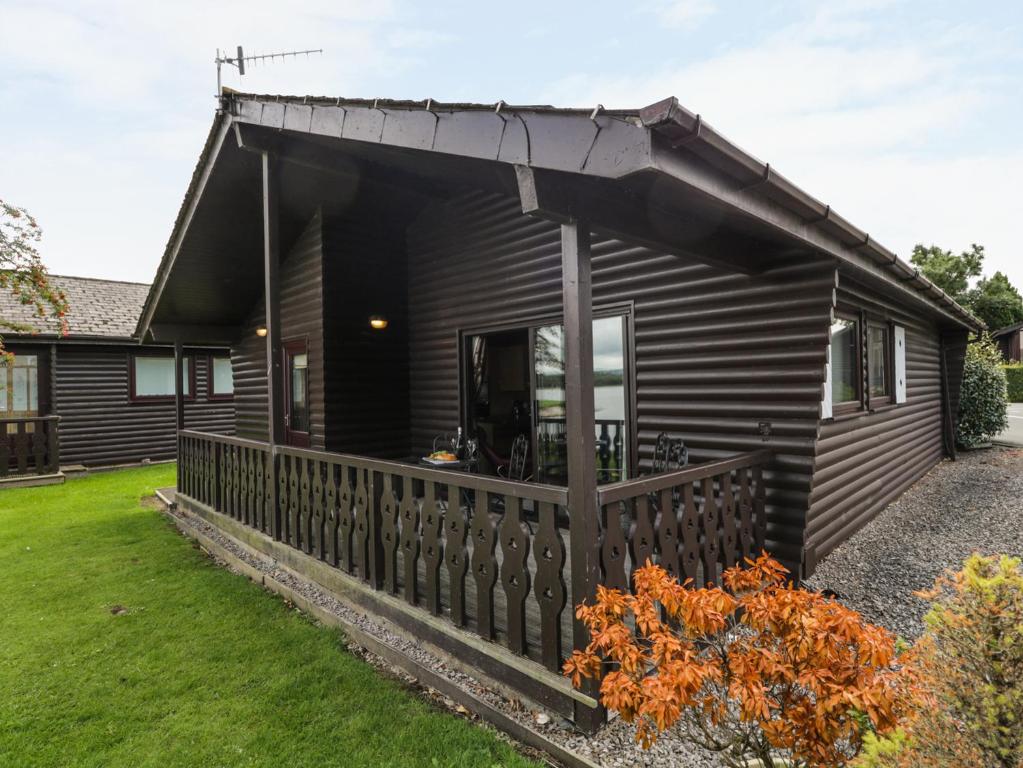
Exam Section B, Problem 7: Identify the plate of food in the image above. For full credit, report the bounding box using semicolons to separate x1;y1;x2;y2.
423;451;460;465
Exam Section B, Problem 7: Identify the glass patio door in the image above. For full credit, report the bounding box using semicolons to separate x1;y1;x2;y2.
532;315;628;485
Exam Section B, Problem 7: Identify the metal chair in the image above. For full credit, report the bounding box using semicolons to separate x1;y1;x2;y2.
499;433;532;482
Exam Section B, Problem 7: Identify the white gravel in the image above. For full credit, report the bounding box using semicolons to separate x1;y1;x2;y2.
806;446;1023;639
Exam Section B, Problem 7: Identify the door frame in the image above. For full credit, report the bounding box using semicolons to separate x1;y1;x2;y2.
282;338;311;447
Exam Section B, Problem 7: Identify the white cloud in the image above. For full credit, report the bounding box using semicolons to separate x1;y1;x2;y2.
650;0;716;28
542;4;1022;286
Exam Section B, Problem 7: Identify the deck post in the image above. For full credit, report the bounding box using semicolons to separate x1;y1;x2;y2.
174;340;185;491
262;150;285;540
560;218;604;732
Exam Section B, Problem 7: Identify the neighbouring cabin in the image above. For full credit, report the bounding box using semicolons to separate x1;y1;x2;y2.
993;322;1023;363
138;92;981;730
0;275;235;482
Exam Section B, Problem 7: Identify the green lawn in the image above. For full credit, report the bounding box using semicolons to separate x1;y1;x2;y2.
0;465;538;768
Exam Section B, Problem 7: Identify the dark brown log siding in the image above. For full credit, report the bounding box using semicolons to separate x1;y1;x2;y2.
233;212;326;447
406;191;835;566
806;276;951;569
40;343;233;467
321;211;411;457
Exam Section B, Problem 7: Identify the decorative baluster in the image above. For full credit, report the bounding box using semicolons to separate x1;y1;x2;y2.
379;473;399;593
737;467;753;561
239;447;250;525
399;477;421;605
263;450;275;536
656;487;681;580
323;462;340;566
15;423;28;475
753;465;767;554
719;472;737;571
421;482;443;615
353;468;370;579
444;483;468;627
469;490;497;640
223;446;233;518
0;427;9;477
253;449;264;531
681;483;700;584
600;501;628;592
500;496;530;656
700;477;720;586
300;457;313;554
533;501;567;672
247;448;257;527
337;466;354;573
629;495;656;583
311;459;325;559
233;446;243;520
278;453;290;542
287;455;300;548
612;423;623;480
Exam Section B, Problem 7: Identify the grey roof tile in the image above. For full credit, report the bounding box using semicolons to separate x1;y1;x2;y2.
0;274;150;340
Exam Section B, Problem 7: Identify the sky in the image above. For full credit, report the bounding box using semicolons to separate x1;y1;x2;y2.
1;0;1021;289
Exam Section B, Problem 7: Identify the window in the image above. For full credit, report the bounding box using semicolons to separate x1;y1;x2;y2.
1;354;39;416
209;355;234;398
829;315;861;412
131;355;192;400
867;323;892;404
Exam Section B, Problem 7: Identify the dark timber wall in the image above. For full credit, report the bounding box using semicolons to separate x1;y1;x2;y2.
9;340;234;467
806;276;951;569
405;190;835;567
234;212;326;447
321;208;411;458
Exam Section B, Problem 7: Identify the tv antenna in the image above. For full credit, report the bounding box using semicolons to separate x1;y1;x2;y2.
215;46;323;96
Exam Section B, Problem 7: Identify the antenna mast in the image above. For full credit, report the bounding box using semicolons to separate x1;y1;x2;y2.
215;46;323;97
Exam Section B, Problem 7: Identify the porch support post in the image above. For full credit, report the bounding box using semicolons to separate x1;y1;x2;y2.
262;150;285;540
561;218;604;732
174;340;185;491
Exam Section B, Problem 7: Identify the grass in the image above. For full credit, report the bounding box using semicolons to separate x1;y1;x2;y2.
0;465;539;768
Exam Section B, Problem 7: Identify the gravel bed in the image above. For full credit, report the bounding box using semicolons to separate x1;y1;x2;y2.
163;502;720;768
806;446;1023;639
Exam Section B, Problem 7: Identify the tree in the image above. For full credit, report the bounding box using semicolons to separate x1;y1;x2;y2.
967;271;1023;332
0;200;68;358
910;243;985;301
564;555;917;768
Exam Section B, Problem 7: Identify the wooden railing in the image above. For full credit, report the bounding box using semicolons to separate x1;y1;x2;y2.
177;431;573;673
0;416;60;478
176;431;771;719
595;449;771;590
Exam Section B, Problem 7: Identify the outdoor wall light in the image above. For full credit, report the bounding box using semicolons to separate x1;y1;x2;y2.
255;326;268;337
369;315;388;330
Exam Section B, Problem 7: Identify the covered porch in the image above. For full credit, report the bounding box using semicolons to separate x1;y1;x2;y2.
139;95;790;728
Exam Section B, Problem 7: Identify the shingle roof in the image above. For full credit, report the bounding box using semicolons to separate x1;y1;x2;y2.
1;274;150;340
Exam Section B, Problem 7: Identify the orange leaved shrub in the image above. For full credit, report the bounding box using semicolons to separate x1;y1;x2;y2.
564;555;918;768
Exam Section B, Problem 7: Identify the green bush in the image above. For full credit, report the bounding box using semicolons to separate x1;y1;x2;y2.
1004;364;1023;403
956;334;1008;447
855;554;1023;768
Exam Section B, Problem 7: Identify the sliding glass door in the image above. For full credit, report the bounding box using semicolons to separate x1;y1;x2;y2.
532;315;629;485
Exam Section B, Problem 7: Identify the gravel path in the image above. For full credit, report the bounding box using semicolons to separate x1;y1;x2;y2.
806;446;1023;639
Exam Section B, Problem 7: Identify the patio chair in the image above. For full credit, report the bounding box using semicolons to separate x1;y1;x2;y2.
499;433;532;483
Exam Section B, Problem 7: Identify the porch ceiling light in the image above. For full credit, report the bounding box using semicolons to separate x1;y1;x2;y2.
255;326;268;337
369;315;388;330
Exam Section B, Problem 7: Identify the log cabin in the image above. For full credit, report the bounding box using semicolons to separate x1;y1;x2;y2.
136;92;982;729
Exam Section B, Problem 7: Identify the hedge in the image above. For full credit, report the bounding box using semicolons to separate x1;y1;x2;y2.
1005;364;1023;403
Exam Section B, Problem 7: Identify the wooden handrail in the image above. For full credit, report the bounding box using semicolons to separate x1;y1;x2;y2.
277;444;570;505
0;415;61;424
596;449;772;505
179;429;270;452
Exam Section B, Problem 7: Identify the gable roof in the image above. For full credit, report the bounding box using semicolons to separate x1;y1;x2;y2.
137;92;984;340
992;321;1023;338
1;274;150;340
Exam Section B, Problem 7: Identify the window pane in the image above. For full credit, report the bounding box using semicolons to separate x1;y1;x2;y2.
211;356;234;395
6;355;39;415
868;326;890;398
134;357;190;397
830;317;860;405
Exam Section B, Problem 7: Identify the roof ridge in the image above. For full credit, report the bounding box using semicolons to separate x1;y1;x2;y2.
49;273;151;287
